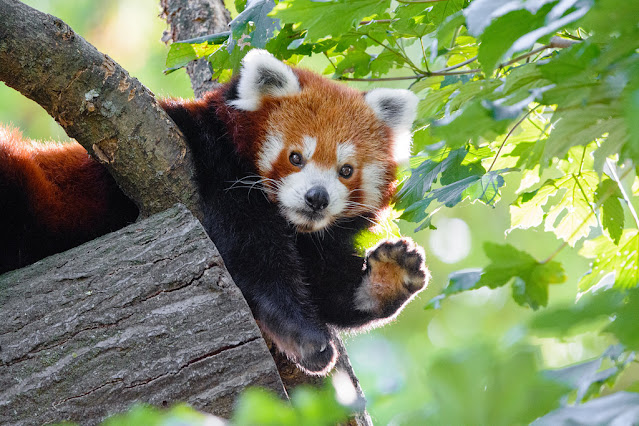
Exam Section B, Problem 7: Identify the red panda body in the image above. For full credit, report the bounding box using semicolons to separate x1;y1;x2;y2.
0;126;138;273
1;50;428;374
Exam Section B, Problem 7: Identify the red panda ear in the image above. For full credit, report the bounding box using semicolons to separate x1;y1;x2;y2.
365;88;419;162
228;49;301;111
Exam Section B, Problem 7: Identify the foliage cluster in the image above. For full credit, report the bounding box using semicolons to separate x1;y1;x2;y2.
163;0;639;423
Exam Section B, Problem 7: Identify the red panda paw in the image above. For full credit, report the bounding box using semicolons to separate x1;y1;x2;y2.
356;238;430;317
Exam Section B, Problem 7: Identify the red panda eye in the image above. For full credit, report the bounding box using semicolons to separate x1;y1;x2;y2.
339;164;353;178
289;152;303;167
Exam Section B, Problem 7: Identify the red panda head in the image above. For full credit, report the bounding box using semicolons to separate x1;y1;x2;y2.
228;50;418;232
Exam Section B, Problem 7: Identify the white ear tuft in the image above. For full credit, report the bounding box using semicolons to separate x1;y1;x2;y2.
228;49;301;111
365;88;419;163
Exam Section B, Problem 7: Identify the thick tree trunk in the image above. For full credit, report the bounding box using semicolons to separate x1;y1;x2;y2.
0;205;285;425
0;0;202;219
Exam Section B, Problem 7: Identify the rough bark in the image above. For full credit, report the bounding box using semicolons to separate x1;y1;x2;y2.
0;0;202;219
0;205;285;425
160;0;231;98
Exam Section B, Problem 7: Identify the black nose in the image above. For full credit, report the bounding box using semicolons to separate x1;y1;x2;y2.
305;186;330;211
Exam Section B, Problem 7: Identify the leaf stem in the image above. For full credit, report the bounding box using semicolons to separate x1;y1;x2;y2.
487;106;537;173
572;174;599;228
606;159;639;229
324;52;337;72
419;38;431;73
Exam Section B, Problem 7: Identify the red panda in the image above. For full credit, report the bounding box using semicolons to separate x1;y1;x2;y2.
0;50;429;374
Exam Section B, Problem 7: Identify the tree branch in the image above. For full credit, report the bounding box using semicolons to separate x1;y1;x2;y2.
0;0;203;220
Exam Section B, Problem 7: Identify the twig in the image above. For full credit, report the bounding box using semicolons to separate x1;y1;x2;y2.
606;159;639;229
366;33;425;75
499;37;579;70
438;56;478;72
339;37;579;82
338;67;480;81
487;106;537;173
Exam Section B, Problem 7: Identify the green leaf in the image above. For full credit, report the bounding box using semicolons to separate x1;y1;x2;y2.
544;172;599;247
542;105;624;163
530;290;624;336
478;8;548;75
478;243;566;309
397;148;468;209
103;403;214;426
427;344;570;425
596;178;624;245
272;0;391;42
333;50;373;78
544;345;628;403
533;392;639;426
229;0;279;48
235;0;247;13
579;230;639;292
426;268;482;309
579;0;639;42
207;41;249;82
233;383;352;426
464;169;509;206
604;288;639;350
509;179;560;233
233;388;297;425
432;100;512;148
165;42;220;72
623;87;639;163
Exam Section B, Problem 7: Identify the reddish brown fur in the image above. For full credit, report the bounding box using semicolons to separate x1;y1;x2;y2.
1;127;110;232
367;259;409;306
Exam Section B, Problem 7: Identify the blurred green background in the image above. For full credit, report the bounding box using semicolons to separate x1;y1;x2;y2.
2;1;632;424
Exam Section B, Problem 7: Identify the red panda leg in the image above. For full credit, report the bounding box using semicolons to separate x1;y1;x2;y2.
354;238;429;319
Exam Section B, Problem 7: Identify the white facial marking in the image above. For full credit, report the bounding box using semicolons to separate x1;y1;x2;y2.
228;49;301;111
336;142;356;165
278;162;349;231
302;136;317;160
361;162;385;210
257;133;284;174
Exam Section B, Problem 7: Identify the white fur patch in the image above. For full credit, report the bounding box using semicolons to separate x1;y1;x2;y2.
354;277;379;312
228;49;301;111
361;162;385;210
302;136;317;160
278;162;349;231
365;88;419;163
257;133;284;174
336;142;356;165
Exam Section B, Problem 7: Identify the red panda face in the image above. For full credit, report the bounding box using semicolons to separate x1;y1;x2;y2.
228;50;418;232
